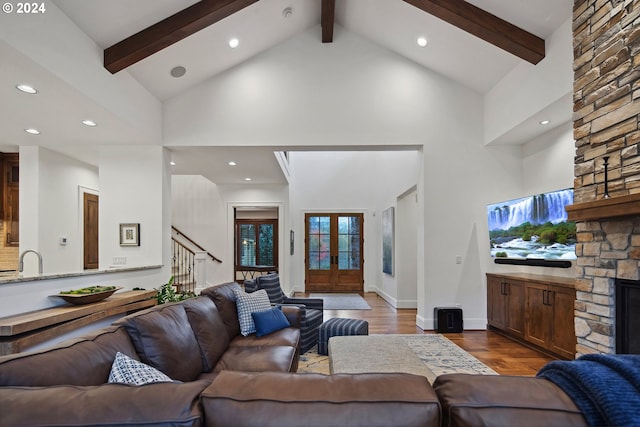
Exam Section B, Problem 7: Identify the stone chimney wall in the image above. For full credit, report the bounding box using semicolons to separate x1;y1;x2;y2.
572;0;640;355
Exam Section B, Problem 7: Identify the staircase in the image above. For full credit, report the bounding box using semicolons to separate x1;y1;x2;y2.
171;226;222;294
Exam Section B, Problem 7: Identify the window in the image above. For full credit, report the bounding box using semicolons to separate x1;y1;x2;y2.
236;220;278;267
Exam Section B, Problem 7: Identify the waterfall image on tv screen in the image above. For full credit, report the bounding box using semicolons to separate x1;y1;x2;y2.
487;188;576;260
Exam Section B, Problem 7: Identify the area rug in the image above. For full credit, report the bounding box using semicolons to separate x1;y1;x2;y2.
298;334;497;383
309;293;371;310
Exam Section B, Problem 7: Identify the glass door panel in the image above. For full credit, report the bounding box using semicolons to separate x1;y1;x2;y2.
305;213;363;292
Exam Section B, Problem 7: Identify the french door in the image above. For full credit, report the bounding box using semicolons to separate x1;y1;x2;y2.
305;213;364;293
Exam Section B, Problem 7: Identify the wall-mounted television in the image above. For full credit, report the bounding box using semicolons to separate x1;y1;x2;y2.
487;188;576;265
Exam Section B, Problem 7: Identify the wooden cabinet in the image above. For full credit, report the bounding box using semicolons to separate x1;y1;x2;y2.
487;275;524;337
487;273;576;360
1;153;18;246
525;282;576;359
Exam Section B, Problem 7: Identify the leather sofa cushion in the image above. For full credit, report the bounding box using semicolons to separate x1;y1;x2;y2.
201;371;441;427
433;373;588;427
181;296;230;372
230;326;300;349
0;326;138;386
214;345;298;373
115;303;203;382
201;282;242;339
0;379;211;426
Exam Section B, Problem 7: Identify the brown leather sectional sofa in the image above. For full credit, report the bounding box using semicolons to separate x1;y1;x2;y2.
0;281;588;427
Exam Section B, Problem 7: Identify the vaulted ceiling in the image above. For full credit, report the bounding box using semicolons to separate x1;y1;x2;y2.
55;0;570;100
0;0;573;184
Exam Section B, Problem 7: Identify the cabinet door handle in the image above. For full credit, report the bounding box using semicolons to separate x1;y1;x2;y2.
543;290;553;306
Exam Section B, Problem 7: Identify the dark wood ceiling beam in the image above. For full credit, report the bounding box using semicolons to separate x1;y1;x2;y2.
403;0;545;64
321;0;335;43
104;0;258;74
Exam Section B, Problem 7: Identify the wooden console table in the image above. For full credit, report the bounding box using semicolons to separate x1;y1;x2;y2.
0;290;157;355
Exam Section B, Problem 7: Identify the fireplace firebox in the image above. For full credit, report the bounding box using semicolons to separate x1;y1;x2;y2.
616;279;640;355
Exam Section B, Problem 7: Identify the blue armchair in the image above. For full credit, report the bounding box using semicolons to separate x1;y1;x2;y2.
244;273;323;353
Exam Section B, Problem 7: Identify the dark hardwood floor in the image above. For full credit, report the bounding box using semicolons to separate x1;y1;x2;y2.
299;291;555;376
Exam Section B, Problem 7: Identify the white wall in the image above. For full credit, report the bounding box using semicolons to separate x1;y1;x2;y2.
40;148;98;274
98;146;166;270
19;147;99;275
395;187;418;308
288;151;419;296
171;176;289;288
522;123;575;194
164;25;456;149
1;147;172;320
0;2;161;143
484;18;573;145
171;175;228;286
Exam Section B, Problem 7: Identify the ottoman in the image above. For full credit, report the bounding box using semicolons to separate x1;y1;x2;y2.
317;318;368;355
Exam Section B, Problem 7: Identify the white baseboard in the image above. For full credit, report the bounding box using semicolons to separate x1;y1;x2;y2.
375;288;417;309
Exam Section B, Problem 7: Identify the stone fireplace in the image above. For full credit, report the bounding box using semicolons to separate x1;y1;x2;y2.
570;0;640;356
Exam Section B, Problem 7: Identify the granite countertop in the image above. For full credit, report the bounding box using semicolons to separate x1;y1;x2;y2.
0;265;163;286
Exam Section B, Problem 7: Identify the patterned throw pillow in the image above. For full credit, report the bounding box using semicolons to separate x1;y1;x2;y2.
108;351;173;385
233;288;271;336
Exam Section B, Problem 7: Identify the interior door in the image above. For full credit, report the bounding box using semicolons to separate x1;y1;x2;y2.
305;213;363;293
83;193;99;270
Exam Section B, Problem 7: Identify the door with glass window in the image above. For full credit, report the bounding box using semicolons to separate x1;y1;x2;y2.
305;213;363;292
235;219;278;282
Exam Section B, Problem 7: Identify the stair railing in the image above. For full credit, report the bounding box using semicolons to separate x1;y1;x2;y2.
171;226;222;294
172;226;222;263
172;240;196;294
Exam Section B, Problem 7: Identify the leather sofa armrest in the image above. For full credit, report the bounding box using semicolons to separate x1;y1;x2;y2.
283;297;324;311
202;371;440;427
433;374;587;427
277;304;302;328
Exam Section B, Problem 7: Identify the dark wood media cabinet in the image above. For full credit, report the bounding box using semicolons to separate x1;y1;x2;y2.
487;272;576;360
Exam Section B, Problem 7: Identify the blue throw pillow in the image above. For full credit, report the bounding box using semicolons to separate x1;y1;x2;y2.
251;307;291;337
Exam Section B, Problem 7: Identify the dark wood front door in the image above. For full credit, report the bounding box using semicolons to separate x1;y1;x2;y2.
83;193;99;270
305;213;363;293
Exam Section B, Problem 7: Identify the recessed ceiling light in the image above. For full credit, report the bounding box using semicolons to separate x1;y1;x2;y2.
25;128;40;135
170;66;186;78
244;177;252;181
228;161;237;166
170;161;176;166
417;37;428;47
16;84;37;94
82;119;97;127
229;38;239;49
540;120;550;125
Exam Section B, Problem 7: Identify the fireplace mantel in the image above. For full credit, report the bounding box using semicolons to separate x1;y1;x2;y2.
566;193;640;222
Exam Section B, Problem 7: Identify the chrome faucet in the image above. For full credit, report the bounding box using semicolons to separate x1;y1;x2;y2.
18;250;43;275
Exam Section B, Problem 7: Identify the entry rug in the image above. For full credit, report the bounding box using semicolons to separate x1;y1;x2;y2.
309;293;371;310
298;334;497;382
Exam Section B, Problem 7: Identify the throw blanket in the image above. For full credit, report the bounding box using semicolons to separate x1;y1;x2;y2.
537;354;640;427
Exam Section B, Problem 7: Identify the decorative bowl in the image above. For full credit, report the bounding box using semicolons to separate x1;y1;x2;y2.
53;286;123;305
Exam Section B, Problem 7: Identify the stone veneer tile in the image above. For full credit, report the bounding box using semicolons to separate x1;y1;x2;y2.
585;302;612;318
617;259;640;279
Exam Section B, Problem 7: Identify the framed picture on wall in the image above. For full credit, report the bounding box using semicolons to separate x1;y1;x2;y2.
290;230;294;255
120;223;140;246
382;207;394;275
